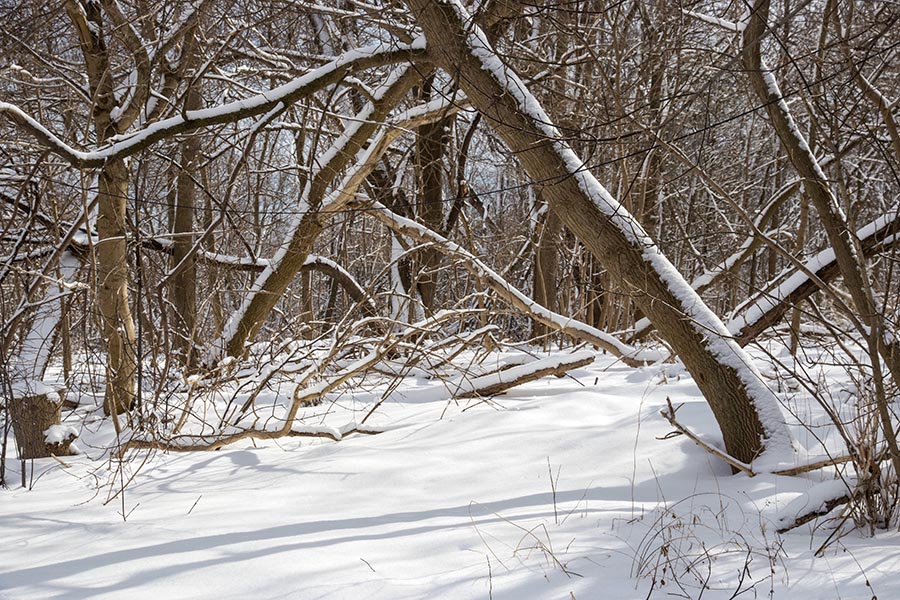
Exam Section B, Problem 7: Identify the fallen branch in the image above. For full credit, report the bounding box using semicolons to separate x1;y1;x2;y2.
118;424;383;455
123;309;495;455
661;398;755;476
662;397;856;478
770;454;854;477
775;479;856;534
456;351;593;398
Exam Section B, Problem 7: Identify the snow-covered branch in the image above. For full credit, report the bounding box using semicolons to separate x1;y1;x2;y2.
0;43;424;169
364;200;662;366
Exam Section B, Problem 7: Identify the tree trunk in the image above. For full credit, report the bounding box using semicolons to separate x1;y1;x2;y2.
97;159;137;416
743;0;900;384
532;208;561;339
65;0;138;416
8;391;74;459
171;90;202;367
404;0;792;464
415;103;451;311
225;215;326;356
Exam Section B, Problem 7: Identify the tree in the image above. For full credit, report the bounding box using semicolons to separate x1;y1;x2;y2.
400;0;793;465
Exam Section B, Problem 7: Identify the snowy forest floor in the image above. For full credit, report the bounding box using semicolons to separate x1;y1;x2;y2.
2;343;899;599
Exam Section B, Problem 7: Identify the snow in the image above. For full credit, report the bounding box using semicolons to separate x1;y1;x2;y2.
43;424;78;445
2;346;897;600
9;251;81;385
9;379;60;399
683;10;743;32
775;479;852;532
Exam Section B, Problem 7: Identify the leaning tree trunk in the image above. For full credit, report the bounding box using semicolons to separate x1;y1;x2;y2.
224;69;419;358
742;0;900;387
404;0;793;465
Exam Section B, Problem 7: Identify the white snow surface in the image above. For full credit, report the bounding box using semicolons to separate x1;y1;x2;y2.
9;378;60;398
2;348;898;599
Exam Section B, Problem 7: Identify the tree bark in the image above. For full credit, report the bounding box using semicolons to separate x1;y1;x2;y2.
96;159;137;415
404;0;792;464
170;26;204;368
8;391;74;459
532;207;561;339
415;108;451;311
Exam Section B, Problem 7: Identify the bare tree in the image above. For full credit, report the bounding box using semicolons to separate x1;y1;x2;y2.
401;0;793;465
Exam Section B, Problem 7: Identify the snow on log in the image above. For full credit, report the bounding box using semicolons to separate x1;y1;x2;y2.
728;209;900;344
454;350;594;398
775;479;853;534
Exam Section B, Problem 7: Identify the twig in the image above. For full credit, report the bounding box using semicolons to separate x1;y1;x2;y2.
660;398;755;476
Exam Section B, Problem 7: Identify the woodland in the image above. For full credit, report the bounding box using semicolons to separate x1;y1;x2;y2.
1;0;900;597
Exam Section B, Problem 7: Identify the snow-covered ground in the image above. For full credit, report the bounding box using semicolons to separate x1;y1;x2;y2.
2;347;899;599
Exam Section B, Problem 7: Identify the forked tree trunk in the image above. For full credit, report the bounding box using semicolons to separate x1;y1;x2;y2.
405;0;792;465
65;0;139;416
